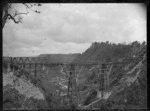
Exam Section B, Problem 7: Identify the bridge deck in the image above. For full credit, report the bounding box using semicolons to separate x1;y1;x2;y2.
3;57;141;66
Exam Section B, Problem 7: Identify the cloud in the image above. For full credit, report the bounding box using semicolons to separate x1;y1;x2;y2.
3;3;146;57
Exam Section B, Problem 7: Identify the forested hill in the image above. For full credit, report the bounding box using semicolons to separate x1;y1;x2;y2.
74;41;146;63
39;53;80;63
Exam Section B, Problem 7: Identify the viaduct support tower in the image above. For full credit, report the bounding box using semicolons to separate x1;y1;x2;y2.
99;64;108;98
67;64;77;107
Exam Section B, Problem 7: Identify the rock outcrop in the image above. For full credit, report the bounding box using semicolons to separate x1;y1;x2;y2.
3;70;49;110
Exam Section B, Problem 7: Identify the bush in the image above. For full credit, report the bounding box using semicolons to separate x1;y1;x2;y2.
3;88;25;109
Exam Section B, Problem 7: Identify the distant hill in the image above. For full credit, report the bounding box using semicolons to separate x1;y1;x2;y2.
38;53;81;63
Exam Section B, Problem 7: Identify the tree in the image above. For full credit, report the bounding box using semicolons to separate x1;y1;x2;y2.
142;41;146;46
106;41;109;44
2;1;42;29
131;41;140;48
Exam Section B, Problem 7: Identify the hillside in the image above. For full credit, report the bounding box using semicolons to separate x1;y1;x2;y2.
39;53;80;63
74;41;145;63
78;43;147;109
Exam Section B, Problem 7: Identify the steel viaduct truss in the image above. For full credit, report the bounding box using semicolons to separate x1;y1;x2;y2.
3;56;141;107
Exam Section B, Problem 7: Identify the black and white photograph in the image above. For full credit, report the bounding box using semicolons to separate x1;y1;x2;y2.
2;3;147;110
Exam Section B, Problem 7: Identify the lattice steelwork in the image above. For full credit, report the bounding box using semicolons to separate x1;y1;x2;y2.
3;56;144;109
67;64;78;106
99;64;106;97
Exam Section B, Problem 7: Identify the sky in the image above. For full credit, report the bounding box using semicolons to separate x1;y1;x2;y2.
3;3;146;57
